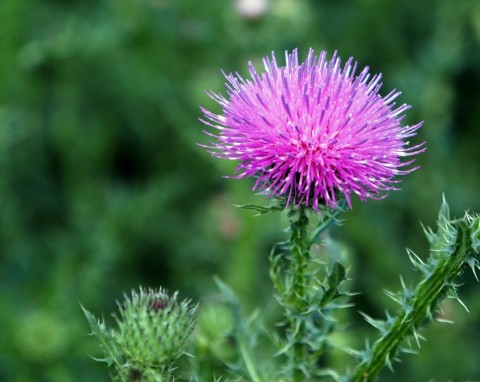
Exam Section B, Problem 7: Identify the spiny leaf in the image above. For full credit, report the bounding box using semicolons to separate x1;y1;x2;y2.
359;312;389;335
81;305;121;368
214;277;267;382
466;257;479;281
234;204;282;215
310;200;347;245
320;262;347;307
438;194;450;222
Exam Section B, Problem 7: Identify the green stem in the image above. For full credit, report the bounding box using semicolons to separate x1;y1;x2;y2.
214;277;265;382
350;220;473;382
238;339;264;382
289;207;310;302
288;206;310;382
270;203;347;381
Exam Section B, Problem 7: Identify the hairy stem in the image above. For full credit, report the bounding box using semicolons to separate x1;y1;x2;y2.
350;220;474;382
288;207;310;382
270;202;347;381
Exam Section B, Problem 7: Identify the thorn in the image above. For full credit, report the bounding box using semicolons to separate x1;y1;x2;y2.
412;329;425;348
359;312;387;333
436;317;454;324
448;286;471;313
455;296;470;313
399;275;407;290
406;248;429;275
385;353;394;372
466;257;479;282
400;347;418;355
384;289;401;304
343;347;362;357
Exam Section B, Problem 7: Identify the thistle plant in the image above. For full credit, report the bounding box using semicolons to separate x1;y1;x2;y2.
199;48;427;380
84;48;480;382
198;48;478;381
83;288;197;382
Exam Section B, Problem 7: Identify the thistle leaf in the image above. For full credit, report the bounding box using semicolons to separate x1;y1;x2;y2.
214;277;267;382
81;305;121;368
320;262;347;307
234;204;282;215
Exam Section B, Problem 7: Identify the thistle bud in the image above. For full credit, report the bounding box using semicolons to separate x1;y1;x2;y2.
114;287;198;368
83;287;197;381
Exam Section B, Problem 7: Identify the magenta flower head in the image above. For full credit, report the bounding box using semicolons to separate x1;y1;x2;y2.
199;49;425;210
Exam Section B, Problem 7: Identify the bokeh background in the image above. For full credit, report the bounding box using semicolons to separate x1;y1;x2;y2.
1;0;480;381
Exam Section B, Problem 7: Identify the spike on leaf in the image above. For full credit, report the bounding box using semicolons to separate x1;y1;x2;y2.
81;305;121;368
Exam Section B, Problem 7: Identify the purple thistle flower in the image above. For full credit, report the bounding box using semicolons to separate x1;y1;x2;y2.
199;49;425;210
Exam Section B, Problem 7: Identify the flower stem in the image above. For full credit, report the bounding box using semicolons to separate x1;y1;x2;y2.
214;277;266;382
238;338;264;382
288;207;310;382
350;219;475;382
270;203;347;381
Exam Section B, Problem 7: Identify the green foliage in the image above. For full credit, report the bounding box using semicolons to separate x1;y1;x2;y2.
180;199;480;382
270;205;351;381
82;306;120;368
1;0;480;381
348;200;480;381
214;278;268;382
187;200;480;382
190;300;236;379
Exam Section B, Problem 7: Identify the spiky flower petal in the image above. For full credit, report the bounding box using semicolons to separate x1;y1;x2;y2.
200;48;425;210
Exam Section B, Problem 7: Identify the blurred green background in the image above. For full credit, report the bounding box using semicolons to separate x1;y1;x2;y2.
1;0;480;381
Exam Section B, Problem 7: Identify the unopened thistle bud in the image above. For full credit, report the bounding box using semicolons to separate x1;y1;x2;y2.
83;287;197;381
114;287;198;368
